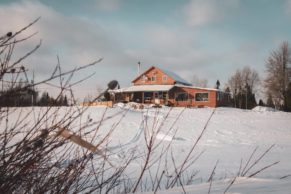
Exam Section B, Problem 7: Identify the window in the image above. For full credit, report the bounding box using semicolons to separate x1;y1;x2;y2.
154;92;158;98
151;75;156;82
144;92;152;102
141;75;147;83
216;92;221;101
163;92;168;100
175;93;188;101
195;93;209;101
162;75;168;82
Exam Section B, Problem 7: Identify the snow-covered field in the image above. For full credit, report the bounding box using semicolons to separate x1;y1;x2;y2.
3;105;291;193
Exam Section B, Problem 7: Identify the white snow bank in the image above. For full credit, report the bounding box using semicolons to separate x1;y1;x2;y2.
2;106;291;193
156;132;173;141
115;102;167;111
141;177;291;194
252;106;277;112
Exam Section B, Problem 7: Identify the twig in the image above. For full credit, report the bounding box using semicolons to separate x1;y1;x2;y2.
248;161;279;178
208;160;219;194
169;108;216;187
242;144;275;176
224;176;237;194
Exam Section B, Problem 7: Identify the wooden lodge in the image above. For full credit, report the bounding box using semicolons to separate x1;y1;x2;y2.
111;66;231;108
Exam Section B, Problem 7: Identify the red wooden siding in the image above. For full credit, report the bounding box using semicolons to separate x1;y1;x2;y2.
132;67;176;85
112;66;231;108
168;87;217;107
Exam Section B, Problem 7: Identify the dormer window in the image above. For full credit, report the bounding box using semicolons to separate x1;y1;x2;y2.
162;75;167;82
141;75;147;83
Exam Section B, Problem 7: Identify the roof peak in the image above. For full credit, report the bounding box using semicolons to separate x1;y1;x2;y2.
132;65;192;86
157;66;192;86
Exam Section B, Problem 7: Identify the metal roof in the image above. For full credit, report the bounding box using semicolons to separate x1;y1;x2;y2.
159;67;192;86
112;85;175;93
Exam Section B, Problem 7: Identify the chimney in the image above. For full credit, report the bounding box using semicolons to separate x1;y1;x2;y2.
137;61;141;76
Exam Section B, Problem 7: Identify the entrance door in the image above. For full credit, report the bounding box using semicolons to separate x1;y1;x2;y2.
154;92;160;105
144;92;153;103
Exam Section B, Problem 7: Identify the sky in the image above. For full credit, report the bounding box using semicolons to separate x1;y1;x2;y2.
1;0;291;100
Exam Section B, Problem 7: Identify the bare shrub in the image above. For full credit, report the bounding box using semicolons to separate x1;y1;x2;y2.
0;18;129;194
0;19;280;194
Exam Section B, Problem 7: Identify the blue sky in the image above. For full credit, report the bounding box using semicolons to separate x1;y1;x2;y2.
0;0;291;99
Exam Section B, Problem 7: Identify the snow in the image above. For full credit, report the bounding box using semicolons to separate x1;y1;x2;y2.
252;106;277;112
2;105;291;193
142;177;291;194
117;84;174;92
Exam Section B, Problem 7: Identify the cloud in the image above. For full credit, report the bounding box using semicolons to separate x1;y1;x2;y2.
0;0;132;99
125;23;265;90
125;26;215;84
95;0;121;11
144;26;195;57
285;0;291;15
185;0;240;26
0;0;267;100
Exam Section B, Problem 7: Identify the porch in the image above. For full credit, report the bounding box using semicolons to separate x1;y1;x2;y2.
112;85;174;105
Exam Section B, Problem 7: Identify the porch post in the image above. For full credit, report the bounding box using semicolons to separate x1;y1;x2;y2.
142;92;144;104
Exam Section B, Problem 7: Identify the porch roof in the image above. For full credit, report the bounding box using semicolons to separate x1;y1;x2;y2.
116;85;174;93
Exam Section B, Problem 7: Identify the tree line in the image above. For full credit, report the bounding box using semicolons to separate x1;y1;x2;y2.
0;19;289;194
0;82;69;107
225;41;291;111
190;42;291;111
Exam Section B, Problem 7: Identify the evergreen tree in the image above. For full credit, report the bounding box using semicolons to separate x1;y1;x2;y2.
245;83;257;109
0;83;38;107
216;80;220;89
38;92;50;106
232;84;257;109
286;83;291;112
63;95;68;106
258;99;265;106
266;94;275;108
57;95;64;106
225;87;231;93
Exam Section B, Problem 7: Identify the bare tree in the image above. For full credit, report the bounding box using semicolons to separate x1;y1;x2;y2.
265;41;291;110
227;66;259;109
241;66;260;92
191;75;208;88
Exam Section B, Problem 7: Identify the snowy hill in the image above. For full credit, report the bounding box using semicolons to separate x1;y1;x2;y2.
2;105;291;193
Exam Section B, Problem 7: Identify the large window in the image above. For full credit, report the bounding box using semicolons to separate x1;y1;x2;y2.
175;93;188;101
151;75;156;82
195;93;209;101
